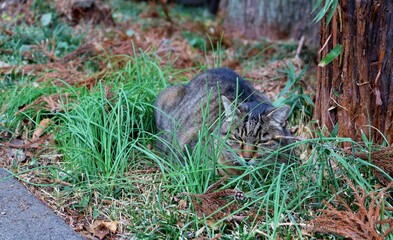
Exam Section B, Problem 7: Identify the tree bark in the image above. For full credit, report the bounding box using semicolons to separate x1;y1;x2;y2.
220;0;319;45
314;0;393;144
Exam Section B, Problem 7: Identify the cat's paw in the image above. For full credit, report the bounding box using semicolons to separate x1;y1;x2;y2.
235;190;245;202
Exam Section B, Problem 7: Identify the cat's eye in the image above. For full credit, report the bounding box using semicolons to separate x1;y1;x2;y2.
257;133;271;144
262;133;270;139
258;139;268;144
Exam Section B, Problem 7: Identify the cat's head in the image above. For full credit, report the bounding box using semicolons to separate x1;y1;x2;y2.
219;95;293;171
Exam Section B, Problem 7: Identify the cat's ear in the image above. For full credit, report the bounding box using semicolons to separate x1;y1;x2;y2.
221;95;240;120
267;105;290;126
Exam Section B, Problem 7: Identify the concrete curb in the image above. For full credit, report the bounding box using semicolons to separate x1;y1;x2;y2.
0;168;85;240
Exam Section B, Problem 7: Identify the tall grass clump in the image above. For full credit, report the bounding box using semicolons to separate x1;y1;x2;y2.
56;55;168;189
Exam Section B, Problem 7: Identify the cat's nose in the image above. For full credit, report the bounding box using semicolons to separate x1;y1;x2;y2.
242;152;254;162
239;145;255;163
242;154;257;165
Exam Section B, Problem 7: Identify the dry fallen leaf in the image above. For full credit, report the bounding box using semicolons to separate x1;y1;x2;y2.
32;118;51;140
88;220;118;240
102;221;117;233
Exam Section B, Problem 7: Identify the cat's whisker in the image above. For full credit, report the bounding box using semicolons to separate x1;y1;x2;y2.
274;135;303;141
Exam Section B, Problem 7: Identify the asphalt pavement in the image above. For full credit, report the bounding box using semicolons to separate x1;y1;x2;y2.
0;168;85;240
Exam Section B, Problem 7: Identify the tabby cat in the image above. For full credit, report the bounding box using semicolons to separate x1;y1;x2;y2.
154;68;293;175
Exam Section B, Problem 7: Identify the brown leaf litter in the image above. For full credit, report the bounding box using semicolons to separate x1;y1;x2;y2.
0;113;55;167
140;0;173;24
0;134;53;150
344;146;393;186
0;134;54;169
179;177;245;226
0;0;35;25
308;178;393;239
55;0;115;26
0;62;85;86
242;38;314;101
16;93;70;114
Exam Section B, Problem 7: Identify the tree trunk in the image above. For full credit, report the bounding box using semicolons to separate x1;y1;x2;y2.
220;0;319;45
314;0;393;144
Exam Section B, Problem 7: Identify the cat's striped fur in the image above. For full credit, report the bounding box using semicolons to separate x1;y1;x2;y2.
154;68;293;175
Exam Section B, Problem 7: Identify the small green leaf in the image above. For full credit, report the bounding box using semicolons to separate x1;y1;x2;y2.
318;44;342;67
326;0;339;24
312;0;338;24
40;13;52;26
312;0;323;13
126;29;134;37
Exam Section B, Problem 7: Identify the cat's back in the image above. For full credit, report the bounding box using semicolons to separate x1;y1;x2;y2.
189;68;242;87
155;68;247;114
154;68;273;154
188;68;269;103
155;68;271;118
189;68;249;92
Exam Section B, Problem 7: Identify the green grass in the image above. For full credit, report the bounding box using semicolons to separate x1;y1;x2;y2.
0;1;392;239
2;52;392;240
56;54;168;186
